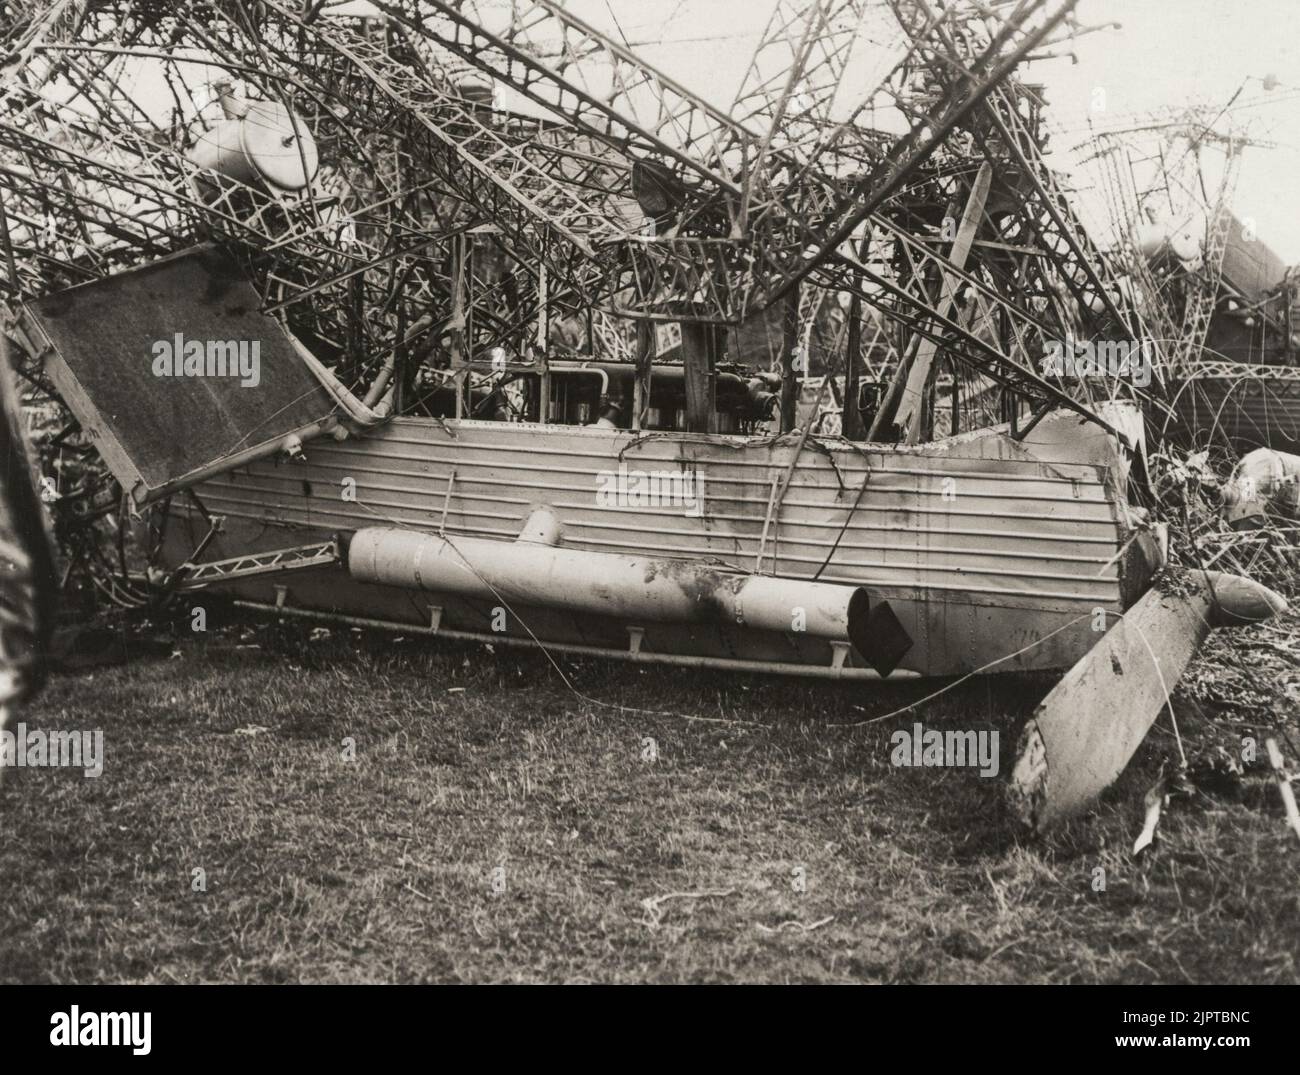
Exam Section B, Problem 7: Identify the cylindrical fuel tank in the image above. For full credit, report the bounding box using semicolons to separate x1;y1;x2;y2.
346;526;872;649
190;99;319;192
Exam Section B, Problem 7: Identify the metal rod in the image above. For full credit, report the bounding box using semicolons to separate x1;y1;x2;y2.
231;600;918;681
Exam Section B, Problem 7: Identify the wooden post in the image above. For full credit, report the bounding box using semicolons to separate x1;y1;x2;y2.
450;233;468;419
949;354;961;435
536;263;550;423
867;334;917;442
898;160;992;444
393;301;407;416
680;320;718;433
633;320;655;431
779;289;800;432
842;292;864;440
998;305;1016;426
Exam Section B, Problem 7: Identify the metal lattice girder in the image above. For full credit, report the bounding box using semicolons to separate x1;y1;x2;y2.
729;0;912;231
394;0;1122;427
380;0;945;265
689;0;1090;318
0;0;86;112
731;0;946;215
605;236;750;323
982;84;1146;338
889;0;1149;343
271;0;912;330
175;541;341;590
254;3;650;312
1;116;299;251
1086;132;1180;346
268;7;608;257
1168;147;1244;374
388;3;1085;308
301;41;654;361
382;0;756;204
0;0;1127;439
2;9;362;290
733;0;874;144
828;253;1129;439
1;1;610;362
758;0;1084;298
384;0;911;238
1185;361;1300;382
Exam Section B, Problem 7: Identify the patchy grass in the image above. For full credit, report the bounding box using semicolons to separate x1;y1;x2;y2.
1;610;1297;984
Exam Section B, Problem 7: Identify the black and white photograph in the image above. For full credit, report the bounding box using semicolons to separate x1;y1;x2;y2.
0;0;1295;1044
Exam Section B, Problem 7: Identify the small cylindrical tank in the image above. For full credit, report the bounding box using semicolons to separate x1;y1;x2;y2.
190;99;319;192
1135;220;1203;266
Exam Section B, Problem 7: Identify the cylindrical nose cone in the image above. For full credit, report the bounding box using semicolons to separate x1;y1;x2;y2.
240;100;319;191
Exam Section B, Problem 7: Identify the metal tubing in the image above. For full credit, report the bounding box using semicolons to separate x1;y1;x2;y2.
232;600;917;681
346;525;871;647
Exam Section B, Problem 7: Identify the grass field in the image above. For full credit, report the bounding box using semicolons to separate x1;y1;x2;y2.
2;607;1297;984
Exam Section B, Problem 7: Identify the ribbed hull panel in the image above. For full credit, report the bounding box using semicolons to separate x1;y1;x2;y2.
163;416;1132;677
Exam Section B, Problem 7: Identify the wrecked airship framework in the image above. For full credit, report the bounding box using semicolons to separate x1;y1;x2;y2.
1085;98;1300;458
0;0;1288;827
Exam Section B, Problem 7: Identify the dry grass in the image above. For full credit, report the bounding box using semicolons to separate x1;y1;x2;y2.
1;608;1297;984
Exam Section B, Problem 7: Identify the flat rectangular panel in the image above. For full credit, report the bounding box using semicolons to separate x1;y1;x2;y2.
24;246;337;503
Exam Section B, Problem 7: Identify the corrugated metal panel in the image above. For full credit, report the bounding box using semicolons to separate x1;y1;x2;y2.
191;417;1124;612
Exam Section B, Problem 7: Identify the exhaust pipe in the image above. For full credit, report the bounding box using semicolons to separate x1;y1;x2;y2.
347;512;873;653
